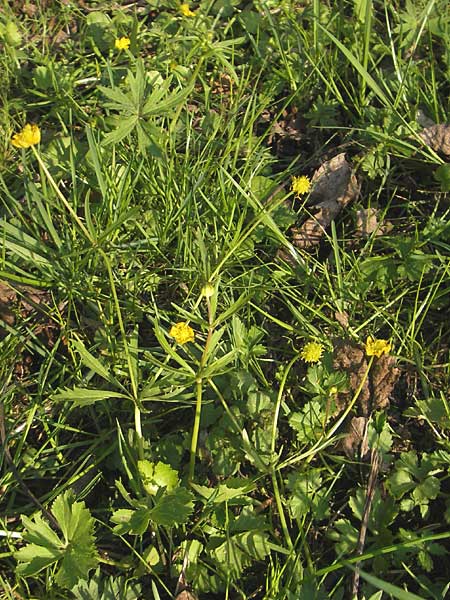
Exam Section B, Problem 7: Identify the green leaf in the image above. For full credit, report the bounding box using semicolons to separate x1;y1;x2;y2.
289;401;323;443
101;116;138;147
412;476;440;503
5;20;22;46
149;488;194;527
235;530;270;561
191;479;256;504
287;470;327;520
349;488;398;533
72;568;142;600
111;507;152;536
210;536;247;579
406;396;450;428
138;460;179;496
397;450;420;477
15;491;98;589
71;339;118;385
53;387;128;406
98;85;134;110
327;519;358;555
387;467;414;499
85;11;112;51
19;514;62;548
346;564;425;600
15;543;62;577
434;164;450;192
209;530;270;580
0;220;52;267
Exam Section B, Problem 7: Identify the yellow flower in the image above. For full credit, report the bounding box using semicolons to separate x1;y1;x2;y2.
170;322;195;344
301;341;324;363
180;3;196;17
291;175;311;197
365;336;391;358
11;123;41;148
115;37;130;50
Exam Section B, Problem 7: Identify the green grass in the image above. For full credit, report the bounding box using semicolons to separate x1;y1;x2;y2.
0;0;449;598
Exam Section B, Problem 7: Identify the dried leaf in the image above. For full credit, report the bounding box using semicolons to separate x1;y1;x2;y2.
356;208;380;237
332;339;400;455
176;590;198;600
333;340;370;416
333;339;400;418
335;311;349;329
342;416;367;458
292;153;359;248
371;355;400;411
419;123;450;156
0;281;50;325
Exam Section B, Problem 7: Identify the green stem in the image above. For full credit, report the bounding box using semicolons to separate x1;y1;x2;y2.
134;404;144;461
188;377;203;484
271;469;294;552
188;296;214;483
270;354;299;552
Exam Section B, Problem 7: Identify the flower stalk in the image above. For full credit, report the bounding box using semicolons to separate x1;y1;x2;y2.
188;290;214;484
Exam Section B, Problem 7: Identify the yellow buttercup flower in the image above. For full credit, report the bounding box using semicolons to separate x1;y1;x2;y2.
170;322;195;344
115;37;130;50
180;3;196;17
11;123;41;148
365;336;391;358
301;341;324;363
291;175;311;197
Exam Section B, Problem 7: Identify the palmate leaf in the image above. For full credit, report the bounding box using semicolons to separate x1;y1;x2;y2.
101;116;138;147
138;460;179;496
72;568;142;600
150;487;194;527
209;530;270;580
111;486;194;534
111;507;152;536
15;491;98;589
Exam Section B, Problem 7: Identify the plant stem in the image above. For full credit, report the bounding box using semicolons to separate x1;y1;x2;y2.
188;295;213;484
188;377;203;484
270;354;299;552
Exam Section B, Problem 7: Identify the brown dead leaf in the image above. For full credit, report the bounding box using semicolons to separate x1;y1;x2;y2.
175;591;198;600
291;153;359;248
333;340;370;416
342;416;367;458
335;311;349;329
355;208;385;237
371;354;400;411
0;280;59;344
419;123;450;156
53;28;69;46
22;3;38;17
333;339;400;456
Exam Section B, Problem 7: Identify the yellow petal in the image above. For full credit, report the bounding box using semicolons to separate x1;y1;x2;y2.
11;123;41;148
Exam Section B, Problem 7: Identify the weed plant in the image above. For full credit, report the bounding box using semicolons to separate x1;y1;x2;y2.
0;1;449;599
